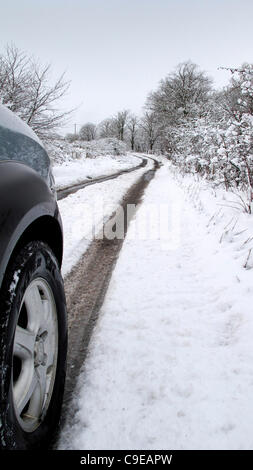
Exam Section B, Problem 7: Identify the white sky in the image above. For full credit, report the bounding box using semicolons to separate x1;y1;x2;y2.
1;0;253;134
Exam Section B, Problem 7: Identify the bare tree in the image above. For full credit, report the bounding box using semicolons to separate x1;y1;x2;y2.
0;44;30;111
140;112;162;152
0;44;72;140
97;118;115;138
127;114;139;150
146;61;212;125
79;122;97;141
113;110;129;141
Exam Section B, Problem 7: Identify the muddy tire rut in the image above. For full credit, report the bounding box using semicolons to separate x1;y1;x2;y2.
55;160;160;441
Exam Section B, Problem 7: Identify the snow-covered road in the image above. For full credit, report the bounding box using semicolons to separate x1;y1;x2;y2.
57;158;153;277
58;161;253;450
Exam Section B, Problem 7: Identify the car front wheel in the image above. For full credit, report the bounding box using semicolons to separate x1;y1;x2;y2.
0;241;67;449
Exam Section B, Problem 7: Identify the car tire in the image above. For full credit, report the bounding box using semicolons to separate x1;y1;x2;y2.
0;241;67;449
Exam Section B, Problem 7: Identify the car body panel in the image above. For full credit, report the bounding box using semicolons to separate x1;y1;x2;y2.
0;105;63;289
0;104;51;183
0;161;62;290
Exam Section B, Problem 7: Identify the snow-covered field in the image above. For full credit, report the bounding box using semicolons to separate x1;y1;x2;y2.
58;159;253;450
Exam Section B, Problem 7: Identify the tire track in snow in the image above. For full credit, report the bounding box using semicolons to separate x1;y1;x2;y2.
54;158;161;444
56;157;148;201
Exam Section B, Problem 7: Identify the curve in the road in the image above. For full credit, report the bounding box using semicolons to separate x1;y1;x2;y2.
56;157;148;201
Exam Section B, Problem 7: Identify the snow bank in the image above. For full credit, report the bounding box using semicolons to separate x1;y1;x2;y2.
53;154;140;190
174;169;253;272
58;161;253;450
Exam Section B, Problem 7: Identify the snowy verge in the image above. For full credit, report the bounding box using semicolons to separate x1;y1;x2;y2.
53;153;141;190
58;161;253;450
173;168;253;272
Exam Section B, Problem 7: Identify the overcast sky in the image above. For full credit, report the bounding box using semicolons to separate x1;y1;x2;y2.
1;0;253;134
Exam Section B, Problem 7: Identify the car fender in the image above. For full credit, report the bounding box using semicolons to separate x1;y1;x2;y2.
0;161;62;290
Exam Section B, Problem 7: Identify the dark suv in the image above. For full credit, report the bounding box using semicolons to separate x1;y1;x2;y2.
0;104;67;449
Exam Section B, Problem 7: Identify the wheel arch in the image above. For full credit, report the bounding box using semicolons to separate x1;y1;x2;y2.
0;161;63;291
12;215;63;268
